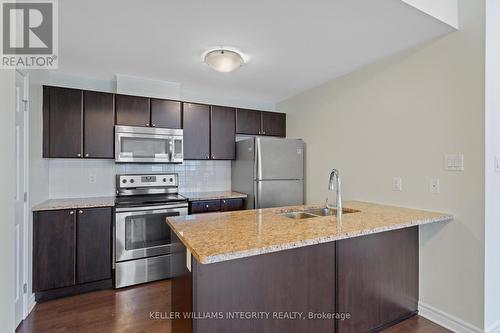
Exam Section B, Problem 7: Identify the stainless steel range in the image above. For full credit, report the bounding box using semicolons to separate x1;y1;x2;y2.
114;173;188;288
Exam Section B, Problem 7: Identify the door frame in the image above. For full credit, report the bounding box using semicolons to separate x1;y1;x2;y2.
15;69;30;325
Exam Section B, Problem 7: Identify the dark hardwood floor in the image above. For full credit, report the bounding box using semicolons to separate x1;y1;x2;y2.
17;280;451;333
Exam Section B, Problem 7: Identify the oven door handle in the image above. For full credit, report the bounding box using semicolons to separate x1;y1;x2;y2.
115;204;188;214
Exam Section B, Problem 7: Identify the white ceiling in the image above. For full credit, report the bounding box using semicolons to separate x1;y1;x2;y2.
56;0;454;104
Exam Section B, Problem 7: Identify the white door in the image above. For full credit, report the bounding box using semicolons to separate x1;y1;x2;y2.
15;71;27;327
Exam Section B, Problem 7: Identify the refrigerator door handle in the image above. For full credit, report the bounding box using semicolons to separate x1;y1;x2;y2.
256;138;263;180
255;181;262;209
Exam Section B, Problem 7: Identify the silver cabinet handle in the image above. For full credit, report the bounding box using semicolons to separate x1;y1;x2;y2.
77;153;81;157
78;210;83;214
212;155;215;159
258;131;261;135
206;155;210;159
263;131;266;135
205;205;209;208
152;124;156;127
223;200;226;203
69;211;74;215
85;153;89;157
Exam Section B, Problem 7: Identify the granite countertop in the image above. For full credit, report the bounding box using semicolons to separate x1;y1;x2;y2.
167;201;453;264
180;191;247;201
32;196;115;211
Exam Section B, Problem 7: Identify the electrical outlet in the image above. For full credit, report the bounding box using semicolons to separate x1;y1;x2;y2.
392;177;402;191
89;174;97;184
430;178;440;194
445;154;464;171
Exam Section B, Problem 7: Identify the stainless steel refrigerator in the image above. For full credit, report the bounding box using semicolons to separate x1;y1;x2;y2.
231;137;304;209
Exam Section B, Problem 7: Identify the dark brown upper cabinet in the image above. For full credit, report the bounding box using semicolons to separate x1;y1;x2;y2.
210;106;236;160
150;99;182;129
183;103;210;160
43;86;115;159
115;94;150;127
236;108;262;135
83;91;115;159
261;111;286;137
236;108;286;137
44;86;83;158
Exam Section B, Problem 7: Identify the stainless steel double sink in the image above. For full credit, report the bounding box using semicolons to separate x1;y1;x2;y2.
279;207;359;220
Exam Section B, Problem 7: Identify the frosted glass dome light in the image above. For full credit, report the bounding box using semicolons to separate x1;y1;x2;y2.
204;49;244;73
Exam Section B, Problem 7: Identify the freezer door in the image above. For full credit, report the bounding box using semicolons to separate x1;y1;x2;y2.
256;137;304;180
255;180;304;209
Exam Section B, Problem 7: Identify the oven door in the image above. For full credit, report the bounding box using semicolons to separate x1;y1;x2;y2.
115;204;188;262
115;132;172;163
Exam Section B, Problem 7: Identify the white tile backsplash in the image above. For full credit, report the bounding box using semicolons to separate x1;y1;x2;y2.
49;159;231;198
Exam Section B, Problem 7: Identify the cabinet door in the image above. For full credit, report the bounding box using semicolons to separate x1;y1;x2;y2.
151;99;182;129
261;112;286;137
44;86;83;158
190;200;221;214
221;198;244;212
115;95;150;127
210;106;236;160
183;103;210;160
33;210;76;291
83;91;115;159
236;108;261;135
76;207;112;284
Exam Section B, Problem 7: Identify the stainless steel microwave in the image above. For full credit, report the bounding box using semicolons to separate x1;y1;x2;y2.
115;125;183;163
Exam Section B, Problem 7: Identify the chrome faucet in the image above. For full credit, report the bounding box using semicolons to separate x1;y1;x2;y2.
327;169;342;222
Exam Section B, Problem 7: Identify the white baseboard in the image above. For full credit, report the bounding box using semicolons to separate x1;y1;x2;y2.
486;318;500;333
28;293;36;315
418;302;483;333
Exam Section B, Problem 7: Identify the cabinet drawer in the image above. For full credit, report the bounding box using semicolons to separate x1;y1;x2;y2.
221;198;244;212
191;200;221;214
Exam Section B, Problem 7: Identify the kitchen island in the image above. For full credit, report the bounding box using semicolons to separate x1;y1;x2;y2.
167;201;452;333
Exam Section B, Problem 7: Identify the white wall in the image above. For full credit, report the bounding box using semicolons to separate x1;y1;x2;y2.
484;0;500;331
277;0;485;329
0;70;16;332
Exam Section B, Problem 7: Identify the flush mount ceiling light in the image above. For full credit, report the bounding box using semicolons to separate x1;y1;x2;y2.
203;48;245;73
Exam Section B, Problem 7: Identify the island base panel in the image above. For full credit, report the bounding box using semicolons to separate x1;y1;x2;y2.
337;227;419;333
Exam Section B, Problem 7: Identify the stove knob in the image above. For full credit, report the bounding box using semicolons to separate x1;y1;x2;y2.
169;178;174;182
122;179;127;184
130;179;135;184
163;178;167;182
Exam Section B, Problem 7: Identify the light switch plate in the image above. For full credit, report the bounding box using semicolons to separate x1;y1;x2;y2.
445;154;464;171
392;177;402;191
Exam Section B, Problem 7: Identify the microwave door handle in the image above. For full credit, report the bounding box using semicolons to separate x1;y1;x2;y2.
168;138;173;162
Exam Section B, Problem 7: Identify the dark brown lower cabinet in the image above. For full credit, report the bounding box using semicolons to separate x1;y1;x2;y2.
220;198;244;212
189;198;245;214
76;207;112;284
33;210;76;292
171;227;418;333
33;207;113;302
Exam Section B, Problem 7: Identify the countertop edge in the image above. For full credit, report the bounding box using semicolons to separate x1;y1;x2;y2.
32;197;115;212
181;191;248;201
168;214;453;265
